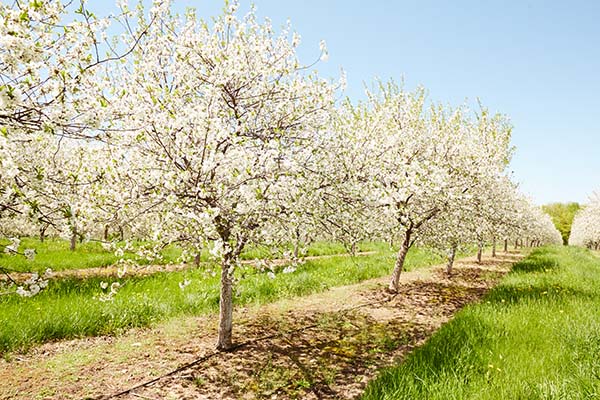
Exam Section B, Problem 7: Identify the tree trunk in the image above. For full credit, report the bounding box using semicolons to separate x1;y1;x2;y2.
104;225;109;241
350;241;357;256
216;257;234;351
293;226;301;260
118;226;124;242
446;245;457;275
388;230;411;292
492;237;497;258
39;226;47;243
477;243;483;264
70;228;77;251
504;239;508;252
514;239;518;250
194;253;201;267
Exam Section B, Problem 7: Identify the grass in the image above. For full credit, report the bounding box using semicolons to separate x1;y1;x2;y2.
362;245;600;400
0;245;442;354
0;238;385;273
0;237;182;273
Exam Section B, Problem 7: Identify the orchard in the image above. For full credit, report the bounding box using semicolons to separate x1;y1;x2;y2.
2;2;594;400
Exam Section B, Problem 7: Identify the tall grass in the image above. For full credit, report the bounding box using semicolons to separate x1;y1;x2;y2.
362;246;600;400
0;246;441;354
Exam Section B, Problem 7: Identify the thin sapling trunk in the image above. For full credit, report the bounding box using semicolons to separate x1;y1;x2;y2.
388;230;411;292
446;244;457;275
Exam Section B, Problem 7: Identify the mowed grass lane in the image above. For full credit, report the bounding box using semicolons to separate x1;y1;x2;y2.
363;246;600;400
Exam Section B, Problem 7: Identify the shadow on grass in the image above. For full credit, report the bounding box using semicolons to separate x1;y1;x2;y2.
162;264;507;399
361;246;600;400
178;311;430;399
362;312;494;398
511;253;558;273
485;282;597;305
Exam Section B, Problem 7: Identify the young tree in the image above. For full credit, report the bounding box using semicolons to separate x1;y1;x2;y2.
331;82;513;292
105;2;336;349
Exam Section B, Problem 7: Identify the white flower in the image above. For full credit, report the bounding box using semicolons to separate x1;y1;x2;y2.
29;284;41;296
319;39;327;52
339;68;347;91
283;265;296;274
100;281;109;290
319;40;329;61
292;32;301;47
267;271;276;280
178;279;191;290
24;248;36;260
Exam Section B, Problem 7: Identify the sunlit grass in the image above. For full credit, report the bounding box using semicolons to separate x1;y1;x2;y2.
0;238;386;273
362;246;600;400
0;245;442;354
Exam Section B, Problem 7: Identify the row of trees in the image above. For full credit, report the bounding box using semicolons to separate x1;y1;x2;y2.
569;193;600;249
1;0;561;349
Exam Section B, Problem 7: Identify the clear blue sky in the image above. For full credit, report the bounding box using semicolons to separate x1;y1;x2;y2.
95;0;600;205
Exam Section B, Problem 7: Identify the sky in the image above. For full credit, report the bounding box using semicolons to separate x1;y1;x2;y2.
94;0;600;205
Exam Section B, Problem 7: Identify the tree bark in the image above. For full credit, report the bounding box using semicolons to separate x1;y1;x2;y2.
446;245;457;275
293;226;301;260
388;230;411;292
477;243;483;264
70;228;77;251
194;253;201;267
39;225;47;243
216;256;234;351
104;225;109;241
492;237;497;258
350;241;357;256
504;239;508;252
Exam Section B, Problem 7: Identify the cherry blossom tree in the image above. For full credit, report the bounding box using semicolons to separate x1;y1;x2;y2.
329;82;514;291
104;2;336;349
569;193;600;248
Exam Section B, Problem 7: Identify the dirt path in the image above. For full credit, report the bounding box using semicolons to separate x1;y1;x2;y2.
0;252;522;400
1;251;377;283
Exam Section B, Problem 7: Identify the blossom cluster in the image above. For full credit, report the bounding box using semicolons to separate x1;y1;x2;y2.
569;193;600;248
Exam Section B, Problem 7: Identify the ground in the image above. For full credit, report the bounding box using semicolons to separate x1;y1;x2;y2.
0;252;521;400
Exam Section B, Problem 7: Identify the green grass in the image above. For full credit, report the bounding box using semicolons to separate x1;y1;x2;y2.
0;237;183;273
362;246;600;400
0;245;442;354
0;238;385;273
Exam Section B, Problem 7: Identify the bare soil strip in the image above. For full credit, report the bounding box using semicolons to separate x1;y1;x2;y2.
1;251;377;283
0;252;521;400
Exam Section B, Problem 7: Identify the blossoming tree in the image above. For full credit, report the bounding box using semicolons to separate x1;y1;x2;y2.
105;2;335;349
